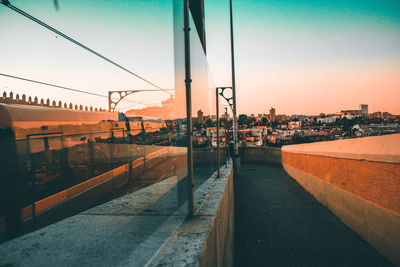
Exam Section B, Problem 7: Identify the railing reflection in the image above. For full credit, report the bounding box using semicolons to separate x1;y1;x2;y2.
0;103;191;239
0;0;222;244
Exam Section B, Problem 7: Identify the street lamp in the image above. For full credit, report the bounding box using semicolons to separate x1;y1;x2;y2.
216;86;234;177
229;0;240;170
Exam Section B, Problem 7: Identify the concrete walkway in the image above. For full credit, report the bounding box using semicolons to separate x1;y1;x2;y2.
0;167;215;267
235;163;393;267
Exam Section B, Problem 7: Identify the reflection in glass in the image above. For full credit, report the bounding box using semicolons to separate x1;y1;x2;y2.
0;0;190;242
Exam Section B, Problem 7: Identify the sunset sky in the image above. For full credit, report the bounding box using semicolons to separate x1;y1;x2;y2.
0;0;399;115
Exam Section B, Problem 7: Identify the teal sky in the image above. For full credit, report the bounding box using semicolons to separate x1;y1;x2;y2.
206;0;400;114
0;0;175;111
0;0;399;114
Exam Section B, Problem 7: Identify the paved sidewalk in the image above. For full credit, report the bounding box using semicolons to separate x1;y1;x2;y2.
0;165;219;267
234;163;393;267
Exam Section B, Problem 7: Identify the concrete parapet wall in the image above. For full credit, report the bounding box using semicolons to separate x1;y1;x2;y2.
199;164;234;267
282;133;400;164
239;146;282;166
282;152;400;213
281;134;400;265
148;162;234;266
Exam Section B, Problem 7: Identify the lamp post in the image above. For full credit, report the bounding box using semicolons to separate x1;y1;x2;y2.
216;88;220;178
229;0;240;171
216;87;235;172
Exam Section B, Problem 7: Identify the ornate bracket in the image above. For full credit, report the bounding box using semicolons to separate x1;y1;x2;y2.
216;87;234;111
108;89;173;112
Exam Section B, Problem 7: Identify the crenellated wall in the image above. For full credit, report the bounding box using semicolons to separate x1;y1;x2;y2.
282;134;400;265
0;91;108;112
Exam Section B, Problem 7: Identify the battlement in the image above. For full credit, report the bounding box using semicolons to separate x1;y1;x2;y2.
0;91;109;112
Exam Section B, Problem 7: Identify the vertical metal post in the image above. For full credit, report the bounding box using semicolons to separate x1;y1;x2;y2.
26;137;37;229
216;88;220;177
229;0;238;157
108;91;112;112
184;0;194;218
225;107;229;164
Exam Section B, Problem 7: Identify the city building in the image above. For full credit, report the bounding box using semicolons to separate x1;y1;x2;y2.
270;107;276;122
341;109;361;116
360;104;368;115
275;114;289;122
341;104;368;117
197;109;204;124
288;121;302;129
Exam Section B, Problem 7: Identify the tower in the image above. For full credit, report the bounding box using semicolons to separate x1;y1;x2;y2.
270;107;276;122
360;104;368;115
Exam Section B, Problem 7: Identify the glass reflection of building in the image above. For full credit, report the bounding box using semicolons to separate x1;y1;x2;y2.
0;0;220;239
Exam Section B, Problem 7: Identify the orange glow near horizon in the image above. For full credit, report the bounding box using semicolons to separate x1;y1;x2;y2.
235;61;400;116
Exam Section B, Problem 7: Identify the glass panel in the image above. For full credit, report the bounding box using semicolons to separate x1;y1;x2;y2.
174;0;220;192
0;1;188;255
188;9;219;189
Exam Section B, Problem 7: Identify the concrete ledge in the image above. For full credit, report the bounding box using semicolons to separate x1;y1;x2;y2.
282;134;400;163
148;162;234;267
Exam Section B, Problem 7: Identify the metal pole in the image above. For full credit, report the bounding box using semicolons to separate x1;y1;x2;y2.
229;0;238;157
184;0;194;218
108;91;112;112
216;88;220;177
225;107;229;164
